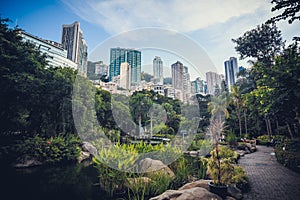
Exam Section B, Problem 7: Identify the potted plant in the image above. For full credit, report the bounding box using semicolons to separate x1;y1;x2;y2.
207;93;233;198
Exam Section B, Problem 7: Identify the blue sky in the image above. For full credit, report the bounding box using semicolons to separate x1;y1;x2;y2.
1;0;299;80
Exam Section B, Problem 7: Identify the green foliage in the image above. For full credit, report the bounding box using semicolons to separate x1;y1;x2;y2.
92;141;180;198
257;134;271;145
15;134;81;164
275;138;300;172
226;130;237;146
0;18;78;135
232;22;284;63
206;146;242;185
232;165;249;191
269;0;300;24
187;139;212;153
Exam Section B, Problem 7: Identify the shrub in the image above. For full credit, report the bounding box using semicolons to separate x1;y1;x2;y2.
257;135;271;145
226;131;237;147
275;138;300;172
15;134;81;164
233;165;249;192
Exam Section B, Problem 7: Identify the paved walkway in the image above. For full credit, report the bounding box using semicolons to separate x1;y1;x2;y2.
239;145;300;200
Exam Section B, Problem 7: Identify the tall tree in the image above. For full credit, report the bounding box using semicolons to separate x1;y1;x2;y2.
232;22;284;64
269;0;300;24
231;86;243;137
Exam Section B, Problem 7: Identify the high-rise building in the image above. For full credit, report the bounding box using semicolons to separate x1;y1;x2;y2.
183;66;191;103
95;61;108;76
61;21;88;76
120;62;131;90
171;61;184;90
20;31;77;69
153;56;163;84
109;48;141;85
191;77;207;95
206;71;223;95
224;57;238;91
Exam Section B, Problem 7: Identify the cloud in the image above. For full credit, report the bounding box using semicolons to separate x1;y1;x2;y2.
61;0;270;34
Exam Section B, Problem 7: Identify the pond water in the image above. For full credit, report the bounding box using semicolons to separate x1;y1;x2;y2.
1;162;114;200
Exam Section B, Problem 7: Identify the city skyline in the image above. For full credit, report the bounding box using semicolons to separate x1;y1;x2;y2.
1;0;299;78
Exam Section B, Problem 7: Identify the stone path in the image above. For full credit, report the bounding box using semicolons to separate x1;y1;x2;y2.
239;145;300;200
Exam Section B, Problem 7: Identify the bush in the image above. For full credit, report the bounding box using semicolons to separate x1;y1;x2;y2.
257;135;271;145
275;138;300;172
226;131;237;147
233;165;249;192
15;134;81;164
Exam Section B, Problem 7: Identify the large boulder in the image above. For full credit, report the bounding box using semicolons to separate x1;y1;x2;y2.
139;158;175;177
82;141;98;155
149;187;222;200
178;179;210;191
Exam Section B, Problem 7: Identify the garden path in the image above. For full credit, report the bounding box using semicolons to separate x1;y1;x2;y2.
239;145;300;200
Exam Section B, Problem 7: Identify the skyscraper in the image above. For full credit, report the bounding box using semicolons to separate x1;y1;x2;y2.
20;31;77;69
153;56;163;84
109;48;141;85
206;71;223;95
224;57;238;91
61;21;88;76
171;61;184;90
191;77;207;95
183;66;191;103
120;62;131;90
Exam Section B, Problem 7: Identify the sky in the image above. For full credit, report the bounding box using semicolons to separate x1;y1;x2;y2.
1;0;299;80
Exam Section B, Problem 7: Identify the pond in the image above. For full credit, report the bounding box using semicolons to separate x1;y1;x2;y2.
0;161;115;200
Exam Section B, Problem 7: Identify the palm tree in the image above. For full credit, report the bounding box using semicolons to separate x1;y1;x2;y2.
231;85;243;137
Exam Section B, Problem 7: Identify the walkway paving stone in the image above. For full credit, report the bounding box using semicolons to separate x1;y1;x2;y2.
239;145;300;200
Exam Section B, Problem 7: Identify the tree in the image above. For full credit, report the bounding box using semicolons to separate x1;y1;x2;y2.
269;0;300;24
129;92;153;135
231;86;243;137
232;22;284;64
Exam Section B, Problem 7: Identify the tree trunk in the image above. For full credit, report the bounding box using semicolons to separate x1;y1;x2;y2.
286;122;294;139
238;112;242;137
276;119;279;135
244;108;248;136
268;118;272;136
265;118;270;137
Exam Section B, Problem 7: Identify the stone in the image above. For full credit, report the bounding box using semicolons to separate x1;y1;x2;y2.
150;187;222;200
14;158;42;168
236;150;245;157
189;151;198;156
139;158;175;177
227;185;242;200
178;179;210;191
82;141;98;156
226;196;236;200
78;151;91;163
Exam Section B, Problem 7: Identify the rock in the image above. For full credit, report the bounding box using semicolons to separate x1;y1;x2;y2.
226;196;236;200
236;150;245;157
82;142;98;155
178;179;210;191
227;185;243;200
150;187;222;200
14;158;42;168
189;151;198;156
78;151;91;163
139;158;175;177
